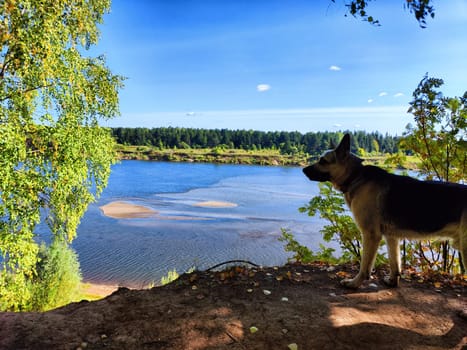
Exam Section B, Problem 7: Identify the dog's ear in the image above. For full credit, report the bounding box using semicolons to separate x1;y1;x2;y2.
335;133;350;159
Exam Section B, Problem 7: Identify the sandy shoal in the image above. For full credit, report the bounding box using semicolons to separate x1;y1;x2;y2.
99;201;158;219
82;283;119;298
192;201;238;208
100;200;214;220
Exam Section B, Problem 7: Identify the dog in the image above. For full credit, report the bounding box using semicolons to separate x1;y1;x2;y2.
303;133;467;288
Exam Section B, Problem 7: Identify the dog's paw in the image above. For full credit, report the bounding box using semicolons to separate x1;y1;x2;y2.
382;275;400;288
340;277;362;289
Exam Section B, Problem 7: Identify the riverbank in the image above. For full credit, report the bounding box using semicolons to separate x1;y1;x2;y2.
4;263;466;350
115;144;420;169
116;145;308;166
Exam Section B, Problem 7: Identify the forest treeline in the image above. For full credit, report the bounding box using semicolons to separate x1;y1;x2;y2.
111;127;400;155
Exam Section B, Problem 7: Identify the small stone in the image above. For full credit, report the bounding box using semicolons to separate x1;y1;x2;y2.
368;283;378;289
80;342;88;349
282;328;288;334
329;292;337;297
100;334;107;340
326;266;336;272
246;288;253;293
288;343;298;350
191;285;198;290
281;297;289;302
263;289;271;296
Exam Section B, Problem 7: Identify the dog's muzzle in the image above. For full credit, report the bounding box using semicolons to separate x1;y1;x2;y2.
303;165;331;182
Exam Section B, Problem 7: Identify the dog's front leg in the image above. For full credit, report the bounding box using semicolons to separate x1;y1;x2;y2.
341;230;381;288
384;236;401;287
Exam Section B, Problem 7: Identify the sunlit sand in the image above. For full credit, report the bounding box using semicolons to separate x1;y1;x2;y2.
100;201;217;220
192;201;238;208
83;283;119;298
99;201;158;219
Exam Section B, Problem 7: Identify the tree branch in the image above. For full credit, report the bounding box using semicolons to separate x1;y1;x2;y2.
0;84;52;102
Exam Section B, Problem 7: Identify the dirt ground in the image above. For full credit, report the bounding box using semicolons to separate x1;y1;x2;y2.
0;262;466;350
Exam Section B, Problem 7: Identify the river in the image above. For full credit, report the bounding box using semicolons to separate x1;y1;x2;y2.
72;161;330;287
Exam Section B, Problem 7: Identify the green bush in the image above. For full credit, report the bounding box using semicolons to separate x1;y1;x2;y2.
30;239;82;311
299;182;364;262
282;182;387;266
279;228;338;263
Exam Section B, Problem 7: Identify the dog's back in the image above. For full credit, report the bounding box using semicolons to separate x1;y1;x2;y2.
354;165;467;234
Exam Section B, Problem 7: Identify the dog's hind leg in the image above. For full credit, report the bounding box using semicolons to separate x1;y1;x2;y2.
341;230;381;288
460;210;467;274
383;236;401;287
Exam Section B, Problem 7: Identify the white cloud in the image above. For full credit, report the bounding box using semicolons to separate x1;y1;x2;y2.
394;92;404;98
256;84;271;92
367;99;374;103
333;123;342;128
379;92;388;97
329;65;341;71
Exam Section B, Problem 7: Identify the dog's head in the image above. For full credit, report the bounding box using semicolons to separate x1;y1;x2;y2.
303;133;362;189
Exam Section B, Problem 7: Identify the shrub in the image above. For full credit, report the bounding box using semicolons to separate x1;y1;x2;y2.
30;239;82;311
282;182;387;266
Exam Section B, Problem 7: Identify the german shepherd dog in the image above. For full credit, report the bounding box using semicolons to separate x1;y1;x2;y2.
303;133;467;288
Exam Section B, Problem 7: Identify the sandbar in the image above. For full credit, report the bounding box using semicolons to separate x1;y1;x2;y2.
100;200;213;221
193;200;238;208
99;201;158;219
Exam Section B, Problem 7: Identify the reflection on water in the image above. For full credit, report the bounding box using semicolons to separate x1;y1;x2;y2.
73;161;329;287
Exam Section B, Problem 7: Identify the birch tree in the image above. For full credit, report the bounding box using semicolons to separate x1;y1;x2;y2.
0;0;123;310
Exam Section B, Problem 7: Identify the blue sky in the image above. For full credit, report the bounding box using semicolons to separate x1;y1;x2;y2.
95;0;467;135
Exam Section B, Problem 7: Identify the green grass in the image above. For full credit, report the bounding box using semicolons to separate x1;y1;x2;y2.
115;144;421;170
115;145;308;166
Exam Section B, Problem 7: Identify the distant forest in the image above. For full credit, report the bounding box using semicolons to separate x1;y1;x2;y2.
111;127;400;155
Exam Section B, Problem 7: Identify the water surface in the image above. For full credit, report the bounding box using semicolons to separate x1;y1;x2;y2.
73;161;328;287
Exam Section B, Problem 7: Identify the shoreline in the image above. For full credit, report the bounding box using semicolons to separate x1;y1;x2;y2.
82;282;120;299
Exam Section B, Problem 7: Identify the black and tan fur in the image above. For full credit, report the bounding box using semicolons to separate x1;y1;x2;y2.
303;133;467;288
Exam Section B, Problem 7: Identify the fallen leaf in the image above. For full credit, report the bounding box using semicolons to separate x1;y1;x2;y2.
336;271;350;278
249;326;258;334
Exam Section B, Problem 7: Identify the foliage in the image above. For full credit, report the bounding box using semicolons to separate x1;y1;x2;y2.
299;183;363;262
399;75;466;273
279;229;338;264
401;240;461;274
282;182;388;267
161;269;179;286
30;239;82;311
403;75;466;183
0;0;123;311
112;127;400;156
336;0;435;27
